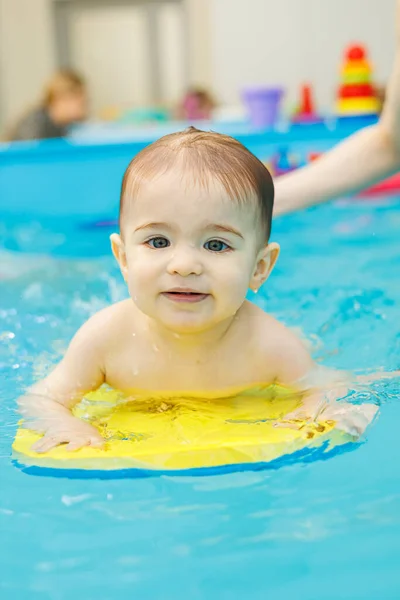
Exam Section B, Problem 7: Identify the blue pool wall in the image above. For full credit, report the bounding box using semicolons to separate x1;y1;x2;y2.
0;117;377;222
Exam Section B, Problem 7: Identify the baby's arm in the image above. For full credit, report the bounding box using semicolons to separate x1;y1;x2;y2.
18;314;107;453
271;326;378;436
273;0;400;215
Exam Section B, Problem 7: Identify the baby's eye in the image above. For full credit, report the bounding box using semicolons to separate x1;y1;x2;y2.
204;239;230;252
146;236;170;249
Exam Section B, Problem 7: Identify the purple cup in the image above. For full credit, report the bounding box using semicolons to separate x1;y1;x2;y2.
242;87;284;128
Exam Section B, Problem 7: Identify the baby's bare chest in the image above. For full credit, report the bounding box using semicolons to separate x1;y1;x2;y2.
103;340;274;392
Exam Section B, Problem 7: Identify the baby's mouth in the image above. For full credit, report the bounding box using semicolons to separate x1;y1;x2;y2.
162;289;209;303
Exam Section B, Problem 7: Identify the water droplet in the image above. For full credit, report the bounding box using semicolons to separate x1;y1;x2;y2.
0;331;15;340
61;494;92;507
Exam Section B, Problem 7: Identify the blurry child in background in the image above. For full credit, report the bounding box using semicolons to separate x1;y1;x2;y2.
177;87;216;121
6;69;88;142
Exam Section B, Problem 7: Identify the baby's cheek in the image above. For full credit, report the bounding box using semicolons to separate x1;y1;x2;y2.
222;260;252;291
216;271;249;307
125;266;145;294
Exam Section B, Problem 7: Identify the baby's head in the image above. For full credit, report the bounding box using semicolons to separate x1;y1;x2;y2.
112;127;279;333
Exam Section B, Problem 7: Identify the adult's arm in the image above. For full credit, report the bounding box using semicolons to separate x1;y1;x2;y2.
274;1;400;215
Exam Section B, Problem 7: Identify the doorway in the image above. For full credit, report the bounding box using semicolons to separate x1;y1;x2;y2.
53;0;188;114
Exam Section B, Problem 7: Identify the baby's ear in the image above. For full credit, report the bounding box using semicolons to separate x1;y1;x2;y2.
250;242;280;292
110;233;128;282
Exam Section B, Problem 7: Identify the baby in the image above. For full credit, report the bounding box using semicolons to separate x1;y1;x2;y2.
20;127;377;453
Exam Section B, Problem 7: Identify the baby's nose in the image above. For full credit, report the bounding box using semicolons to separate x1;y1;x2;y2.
166;248;203;276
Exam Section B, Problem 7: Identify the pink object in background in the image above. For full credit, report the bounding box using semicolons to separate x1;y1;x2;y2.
181;89;214;121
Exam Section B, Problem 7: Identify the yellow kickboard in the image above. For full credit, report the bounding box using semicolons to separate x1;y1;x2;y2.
12;385;349;473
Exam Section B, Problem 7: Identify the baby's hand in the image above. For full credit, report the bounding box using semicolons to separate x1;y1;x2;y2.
277;398;378;438
31;418;104;453
320;402;378;437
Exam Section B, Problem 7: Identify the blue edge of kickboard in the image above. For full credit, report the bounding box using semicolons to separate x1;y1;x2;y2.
12;440;357;480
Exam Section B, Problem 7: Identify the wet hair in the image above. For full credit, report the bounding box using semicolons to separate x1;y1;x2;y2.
119;127;274;241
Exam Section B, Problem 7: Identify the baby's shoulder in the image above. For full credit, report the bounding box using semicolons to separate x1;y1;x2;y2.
240;302;314;384
76;299;134;346
241;301;293;344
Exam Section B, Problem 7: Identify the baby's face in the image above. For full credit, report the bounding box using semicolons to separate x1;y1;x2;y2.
112;170;278;333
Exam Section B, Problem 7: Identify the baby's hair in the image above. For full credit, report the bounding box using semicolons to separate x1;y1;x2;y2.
120;127;274;241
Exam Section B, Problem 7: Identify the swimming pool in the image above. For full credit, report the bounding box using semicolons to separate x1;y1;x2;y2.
1;148;400;597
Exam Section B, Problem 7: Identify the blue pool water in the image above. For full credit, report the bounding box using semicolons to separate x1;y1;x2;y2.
1;196;400;599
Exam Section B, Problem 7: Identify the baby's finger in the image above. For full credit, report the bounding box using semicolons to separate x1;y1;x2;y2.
89;436;105;449
274;419;305;430
65;436;104;452
332;404;378;437
32;435;64;453
281;403;325;424
65;437;89;452
335;420;362;437
336;414;369;437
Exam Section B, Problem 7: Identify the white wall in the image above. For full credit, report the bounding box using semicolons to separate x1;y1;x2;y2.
186;0;212;87
0;0;55;128
157;2;188;104
69;2;153;112
0;0;197;127
210;0;396;111
0;0;397;129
